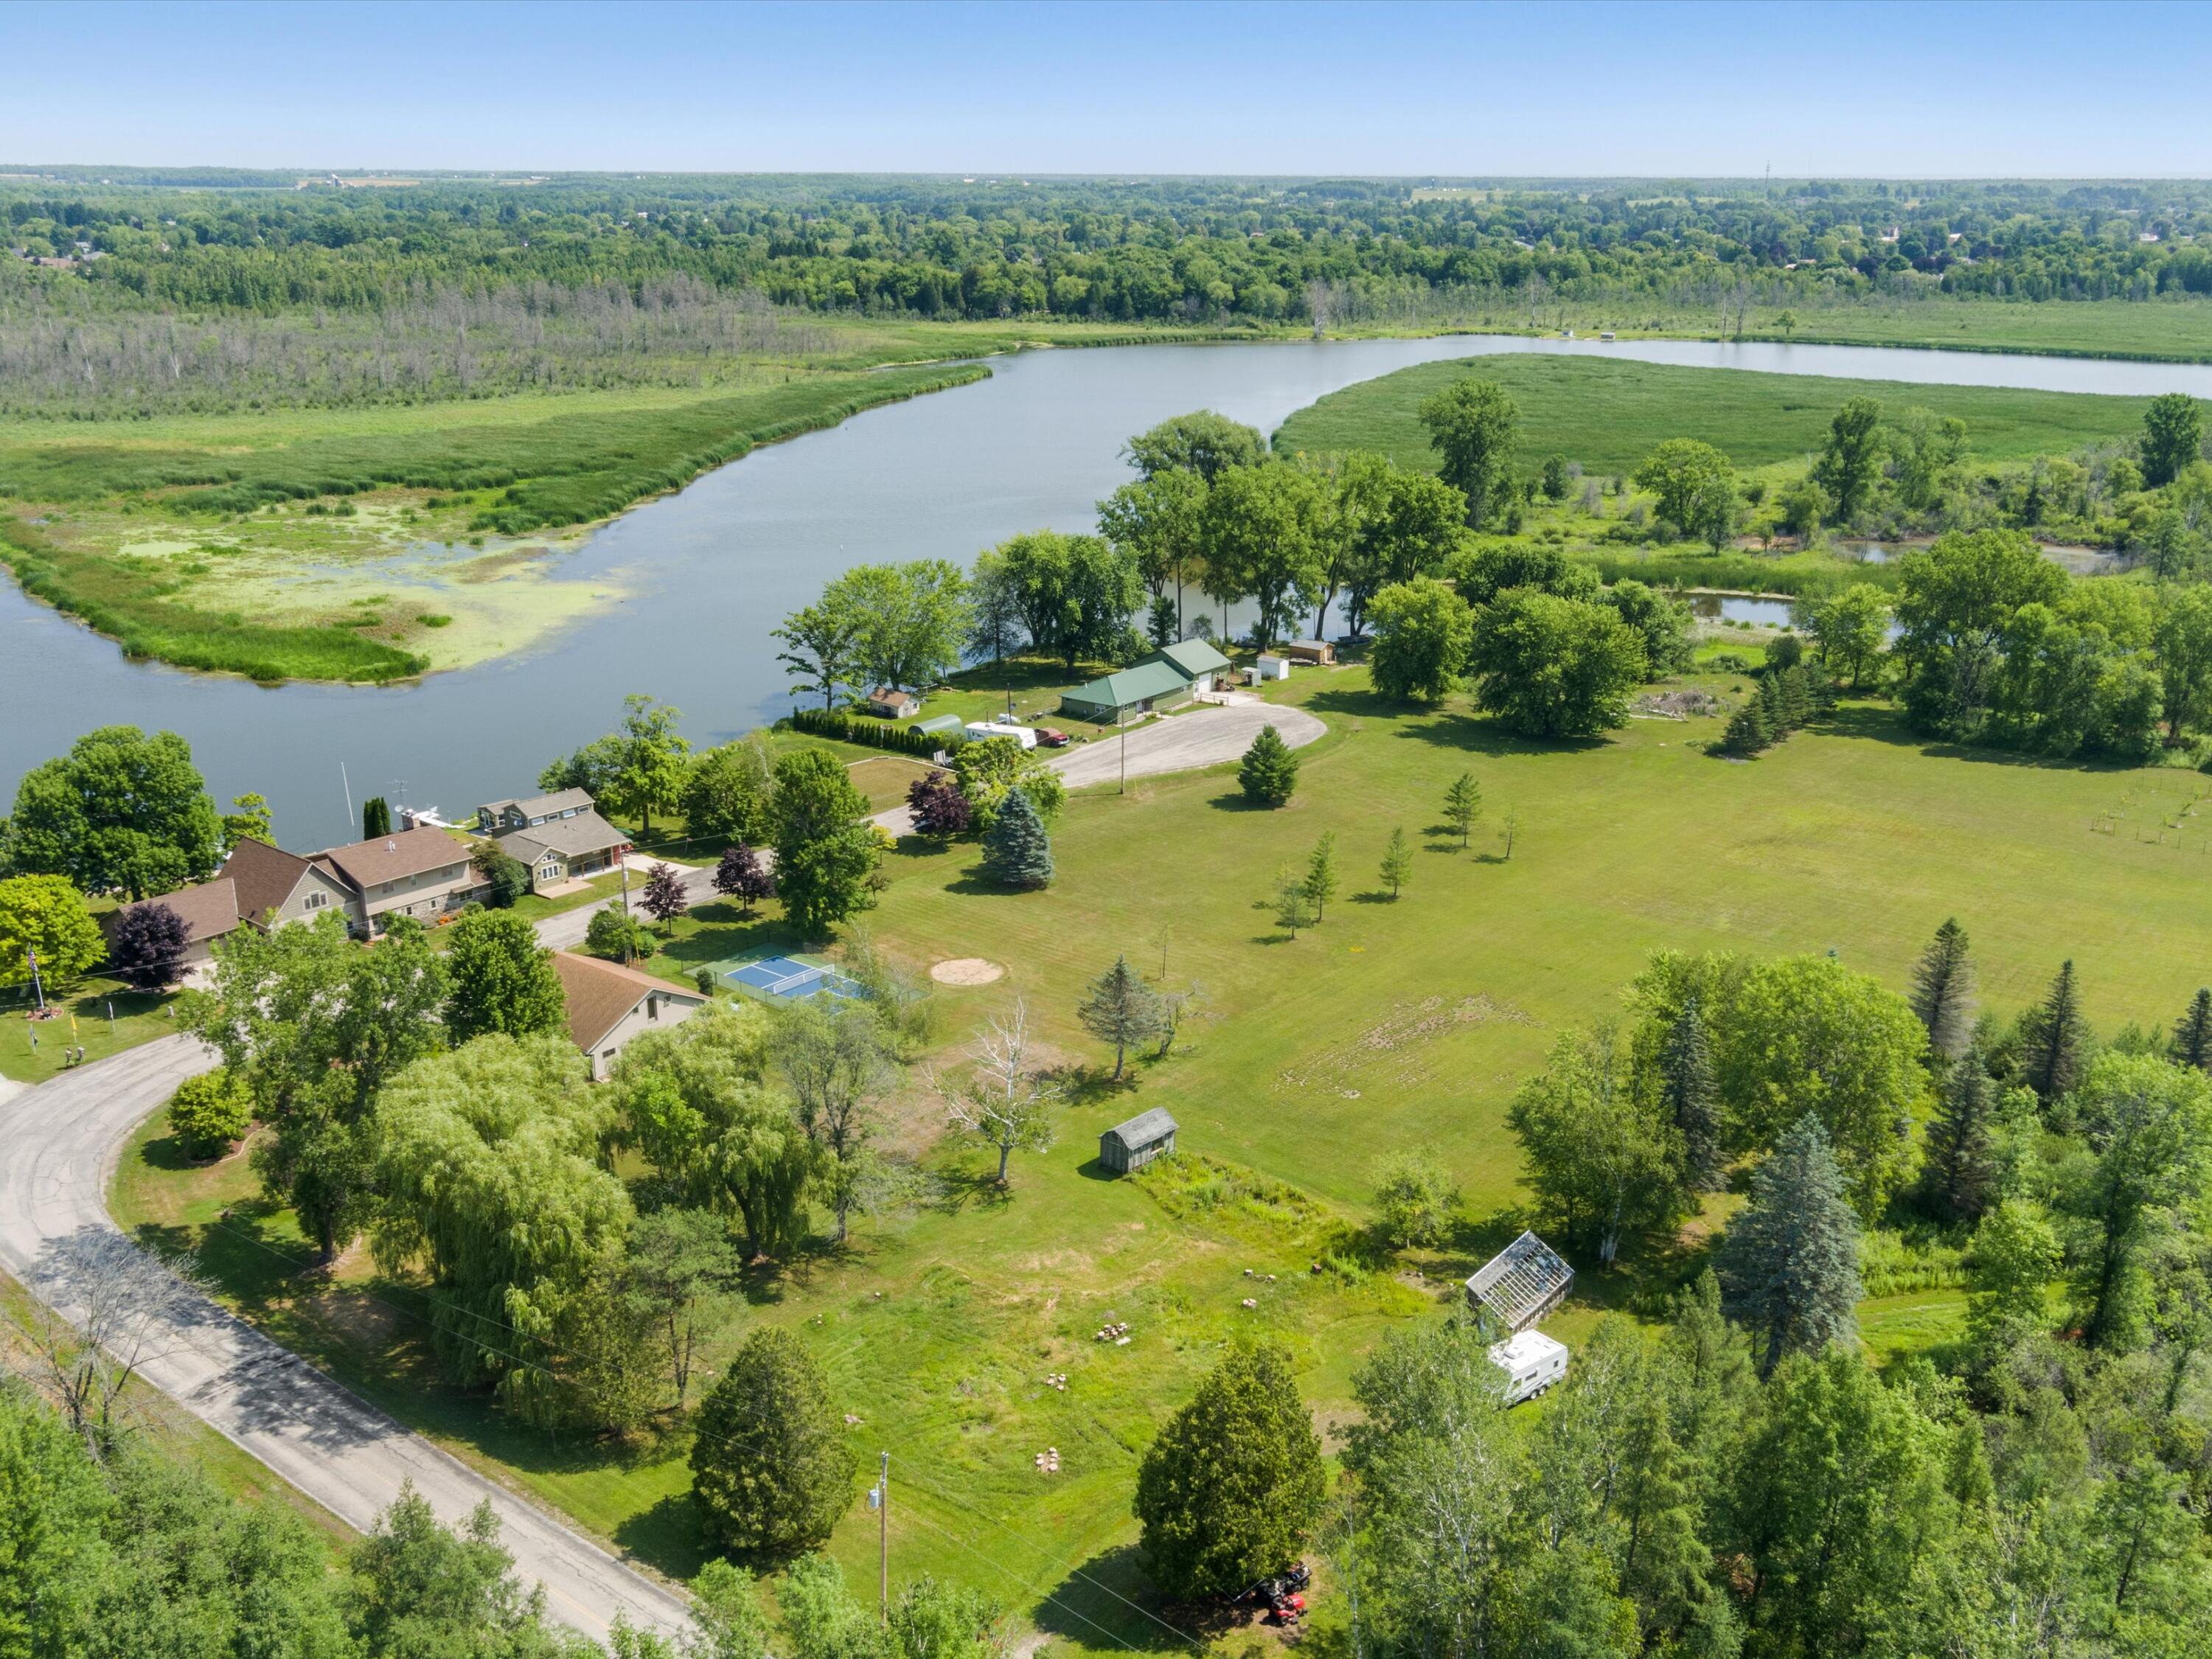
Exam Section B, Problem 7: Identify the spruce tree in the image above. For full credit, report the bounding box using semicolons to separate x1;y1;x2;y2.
1659;995;1722;1191
1778;665;1809;728
1302;832;1338;922
2020;959;2089;1106
1379;827;1411;899
361;796;392;839
1720;699;1771;756
2174;988;2212;1073
1757;671;1788;734
1077;953;1164;1079
1443;771;1483;846
1909;917;1977;1063
1715;1113;1863;1377
1237;725;1298;807
980;786;1054;889
1921;1048;1999;1224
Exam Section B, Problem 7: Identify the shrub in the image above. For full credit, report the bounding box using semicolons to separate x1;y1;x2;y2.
168;1069;251;1158
470;844;530;909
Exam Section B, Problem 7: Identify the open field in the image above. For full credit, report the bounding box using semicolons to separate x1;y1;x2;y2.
1273;352;2157;478
102;659;2205;1649
1735;296;2212;364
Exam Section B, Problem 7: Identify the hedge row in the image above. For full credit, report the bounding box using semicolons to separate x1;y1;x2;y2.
789;706;961;757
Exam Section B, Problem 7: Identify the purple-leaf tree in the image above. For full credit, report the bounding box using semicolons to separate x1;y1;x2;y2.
108;902;191;992
906;770;973;839
714;843;776;916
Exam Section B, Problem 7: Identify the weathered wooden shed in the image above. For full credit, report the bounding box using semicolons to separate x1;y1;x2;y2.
1099;1107;1178;1174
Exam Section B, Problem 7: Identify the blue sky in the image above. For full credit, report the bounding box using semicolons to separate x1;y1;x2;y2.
4;0;2210;178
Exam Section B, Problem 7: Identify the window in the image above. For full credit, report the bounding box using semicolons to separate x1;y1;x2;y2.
539;864;559;883
302;891;327;911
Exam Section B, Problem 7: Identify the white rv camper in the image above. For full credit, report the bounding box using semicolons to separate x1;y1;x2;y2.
1488;1329;1571;1405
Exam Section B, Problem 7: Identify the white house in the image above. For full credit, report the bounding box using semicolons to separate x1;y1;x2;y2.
553;950;707;1079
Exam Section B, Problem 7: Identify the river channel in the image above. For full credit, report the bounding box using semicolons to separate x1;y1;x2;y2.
7;332;2212;846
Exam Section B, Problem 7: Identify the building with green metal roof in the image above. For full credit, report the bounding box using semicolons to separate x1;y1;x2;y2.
1059;636;1239;723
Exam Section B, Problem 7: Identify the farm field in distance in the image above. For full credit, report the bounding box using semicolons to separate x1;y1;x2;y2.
1273;351;2161;478
110;661;2212;1653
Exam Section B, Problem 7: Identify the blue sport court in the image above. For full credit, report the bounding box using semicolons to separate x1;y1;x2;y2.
722;954;866;1001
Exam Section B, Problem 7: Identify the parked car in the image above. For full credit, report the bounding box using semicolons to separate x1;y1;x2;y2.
1035;727;1070;748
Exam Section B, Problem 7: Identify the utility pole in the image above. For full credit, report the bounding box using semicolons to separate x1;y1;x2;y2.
877;1450;890;1624
340;762;354;839
1119;711;1127;796
620;853;632;918
26;947;45;1013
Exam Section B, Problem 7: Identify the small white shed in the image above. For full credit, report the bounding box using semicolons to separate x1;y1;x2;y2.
1252;655;1290;682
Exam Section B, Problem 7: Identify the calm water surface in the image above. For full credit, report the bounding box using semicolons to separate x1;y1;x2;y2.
6;334;2208;846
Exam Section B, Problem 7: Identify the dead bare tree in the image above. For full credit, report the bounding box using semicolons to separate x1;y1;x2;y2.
936;999;1060;1186
13;1227;206;1456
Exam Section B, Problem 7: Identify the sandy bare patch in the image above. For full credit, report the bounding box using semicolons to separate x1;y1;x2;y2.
931;957;1005;986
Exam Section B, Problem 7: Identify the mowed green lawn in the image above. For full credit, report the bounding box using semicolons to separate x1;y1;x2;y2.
108;668;2212;1650
1273;352;2158;478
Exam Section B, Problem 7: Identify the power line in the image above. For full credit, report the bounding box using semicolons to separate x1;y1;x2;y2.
888;1456;1202;1651
894;1500;1146;1656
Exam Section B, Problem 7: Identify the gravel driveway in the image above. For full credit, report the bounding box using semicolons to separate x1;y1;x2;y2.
1048;701;1325;790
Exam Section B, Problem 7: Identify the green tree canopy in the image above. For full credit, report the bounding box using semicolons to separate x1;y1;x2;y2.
181;911;448;1259
1200;462;1328;650
2;726;223;900
684;737;778;845
771;748;876;938
443;908;567;1046
1366;576;1473;703
0;874;105;991
1237;723;1299;807
1467;589;1646;740
374;1034;628;1420
692;1326;855;1557
1133;1340;1326;1600
2141;392;2205;488
1417;377;1518;529
1122;410;1264;481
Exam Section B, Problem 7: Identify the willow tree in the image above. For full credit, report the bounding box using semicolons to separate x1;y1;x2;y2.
373;1034;630;1422
612;1001;816;1261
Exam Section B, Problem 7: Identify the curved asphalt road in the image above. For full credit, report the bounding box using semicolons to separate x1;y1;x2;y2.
0;877;709;1647
1048;700;1326;790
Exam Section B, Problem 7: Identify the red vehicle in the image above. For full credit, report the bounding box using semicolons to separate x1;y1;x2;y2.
1035;727;1071;748
1228;1562;1310;1626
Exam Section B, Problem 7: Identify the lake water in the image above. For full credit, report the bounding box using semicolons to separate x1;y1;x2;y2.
7;332;2210;848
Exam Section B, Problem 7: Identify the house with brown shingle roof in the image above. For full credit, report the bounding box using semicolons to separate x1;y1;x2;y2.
220;837;355;930
101;878;246;975
552;950;706;1079
313;827;487;933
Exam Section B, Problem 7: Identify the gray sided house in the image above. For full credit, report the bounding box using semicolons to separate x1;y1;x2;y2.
1099;1107;1178;1174
479;787;630;891
1060;639;1234;724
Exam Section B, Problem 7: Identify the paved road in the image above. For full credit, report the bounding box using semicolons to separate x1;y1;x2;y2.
0;908;701;1646
1048;701;1326;790
532;855;716;953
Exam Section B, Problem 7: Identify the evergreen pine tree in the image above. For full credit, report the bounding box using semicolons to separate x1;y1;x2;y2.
1721;698;1771;755
980;786;1054;889
1922;1048;1999;1224
1077;953;1164;1079
1778;665;1810;728
1659;995;1722;1191
1237;725;1299;807
2020;959;2089;1106
1909;917;1977;1063
1302;832;1338;922
1758;671;1788;734
361;796;392;839
1379;826;1412;899
1442;771;1483;846
1715;1113;1863;1377
2174;988;2212;1073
